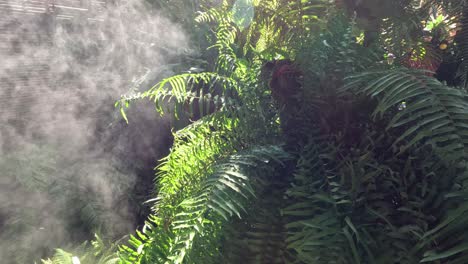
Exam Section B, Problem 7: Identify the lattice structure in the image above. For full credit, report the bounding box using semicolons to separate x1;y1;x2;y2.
0;0;173;145
0;0;107;21
0;0;132;143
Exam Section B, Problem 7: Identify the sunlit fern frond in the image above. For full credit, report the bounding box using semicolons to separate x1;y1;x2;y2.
42;235;120;264
118;5;242;122
212;20;239;74
195;7;225;24
118;145;291;264
241;0;329;60
117;72;239;121
167;146;289;263
153;112;241;211
41;249;75;264
345;68;468;162
118;95;284;264
195;2;240;74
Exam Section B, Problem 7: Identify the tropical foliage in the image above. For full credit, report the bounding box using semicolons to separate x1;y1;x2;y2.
44;0;468;263
41;234;120;264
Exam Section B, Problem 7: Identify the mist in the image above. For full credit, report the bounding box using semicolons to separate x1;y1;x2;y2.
0;0;189;262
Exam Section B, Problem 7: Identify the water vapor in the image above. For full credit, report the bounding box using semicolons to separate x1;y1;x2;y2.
0;0;188;262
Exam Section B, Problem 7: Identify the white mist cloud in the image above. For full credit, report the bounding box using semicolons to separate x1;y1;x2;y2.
0;0;189;262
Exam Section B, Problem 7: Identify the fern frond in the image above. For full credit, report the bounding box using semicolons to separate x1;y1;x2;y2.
195;8;224;24
42;235;120;264
154;112;240;209
342;67;468;262
41;249;75;264
345;68;468;162
166;146;289;263
284;140;362;263
118;72;238;119
222;175;291;263
119;145;290;264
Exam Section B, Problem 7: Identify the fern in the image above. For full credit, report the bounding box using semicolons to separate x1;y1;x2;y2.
42;234;120;264
42;249;76;264
119;72;238;120
344;68;468;262
345;68;468;162
119;145;290;264
118;3;242;122
44;1;468;263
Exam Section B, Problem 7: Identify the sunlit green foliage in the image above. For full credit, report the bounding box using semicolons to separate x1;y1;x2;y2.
41;234;120;264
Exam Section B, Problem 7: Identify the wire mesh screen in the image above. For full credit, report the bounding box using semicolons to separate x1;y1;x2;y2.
0;0;181;143
0;0;186;262
0;0;107;20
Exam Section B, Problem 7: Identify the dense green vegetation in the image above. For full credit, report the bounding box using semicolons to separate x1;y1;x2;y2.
42;0;468;263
